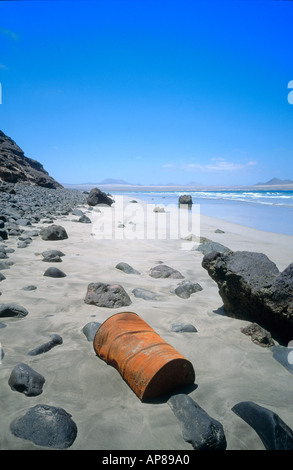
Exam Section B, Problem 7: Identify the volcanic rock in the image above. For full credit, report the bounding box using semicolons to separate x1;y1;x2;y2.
178;195;193;205
40;225;68;241
232;401;293;450
84;282;132;308
202;250;293;344
149;264;184;279
8;363;45;396
10;404;77;449
0;130;62;188
87;187;114;206
168;394;227;450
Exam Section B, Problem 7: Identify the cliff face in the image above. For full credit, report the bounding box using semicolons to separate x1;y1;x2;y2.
0;130;62;189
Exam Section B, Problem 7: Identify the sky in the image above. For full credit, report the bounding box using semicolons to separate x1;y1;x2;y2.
0;0;293;186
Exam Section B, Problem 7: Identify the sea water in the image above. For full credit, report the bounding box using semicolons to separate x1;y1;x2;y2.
109;190;293;236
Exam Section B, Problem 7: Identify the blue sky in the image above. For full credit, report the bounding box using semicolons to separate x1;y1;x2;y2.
0;0;293;186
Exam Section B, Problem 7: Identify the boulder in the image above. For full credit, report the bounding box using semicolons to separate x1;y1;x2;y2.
40;225;68;241
8;363;45;396
194;241;231;255
241;322;275;347
10;404;77;449
171;323;197;333
28;334;63;356
132;287;164;301
43;267;66;278
232;401;293;450
87;188;114;206
149;264;184;279
168;394;227;450
0;303;28;318
202;250;293;344
84;282;132;308
82;321;101;341
174;280;203;299
178;195;193;205
115;262;140;275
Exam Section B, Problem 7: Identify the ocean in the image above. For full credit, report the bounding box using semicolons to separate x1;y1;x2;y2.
109;190;293;236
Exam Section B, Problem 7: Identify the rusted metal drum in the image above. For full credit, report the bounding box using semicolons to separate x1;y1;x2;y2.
93;311;195;401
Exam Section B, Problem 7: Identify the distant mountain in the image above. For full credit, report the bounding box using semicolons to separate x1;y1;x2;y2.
98;178;136;185
255;178;293;186
0;130;62;188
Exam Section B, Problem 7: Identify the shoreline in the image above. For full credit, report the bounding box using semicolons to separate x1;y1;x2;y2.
1;190;293;450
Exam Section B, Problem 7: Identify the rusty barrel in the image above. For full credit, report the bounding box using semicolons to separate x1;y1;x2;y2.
93;311;195;401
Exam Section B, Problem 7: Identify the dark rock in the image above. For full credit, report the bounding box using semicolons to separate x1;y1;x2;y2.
215;229;225;233
132;287;163;301
16;218;31;226
232;401;293;450
0;303;28;318
174;280;203;299
241;322;275;347
87;187;114;206
202;250;293;344
78;214;91;223
84;282;132;308
0;229;8;240
168;394;227;450
0;272;6;281
149;264;184;279
28;334;63;356
82;321;101;341
8;363;45;396
10;404;77;449
194;241;231;255
22;285;37;291
0;260;13;270
72;208;84;217
178;195;193;205
43;267;66;278
0;130;62;188
40;224;68;241
116;262;140;275
171;323;197;333
0;251;8;259
42;249;65;258
42;255;62;262
0;345;4;360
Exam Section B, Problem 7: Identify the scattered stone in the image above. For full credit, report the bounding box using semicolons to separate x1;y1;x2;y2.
72;208;84;217
149;264;184;279
168;394;227;450
241;323;275;347
42;249;65;258
17;241;29;248
82;321;101;341
84;282;132;308
171;323;197;333
178;195;193;205
10;404;77;449
115;262;140;275
87;187;114;206
43;267;66;278
0;251;8;259
40;225;68;241
0;344;4;360
232;401;293;450
132;287;164;301
0;272;5;281
0;303;28;318
28;334;63;356
194;241;231;255
42;254;62;262
0;260;13;270
79;214;91;223
22;285;37;291
215;228;225;233
174;280;203;298
8;363;45;396
202;250;293;344
16;218;31;226
153;206;165;212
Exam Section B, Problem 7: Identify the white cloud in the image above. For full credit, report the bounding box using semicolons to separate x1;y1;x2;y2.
184;159;257;172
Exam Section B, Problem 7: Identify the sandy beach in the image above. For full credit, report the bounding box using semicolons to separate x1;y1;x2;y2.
1;194;293;451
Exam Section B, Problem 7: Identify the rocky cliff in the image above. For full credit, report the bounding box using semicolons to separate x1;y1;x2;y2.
0;130;62;189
